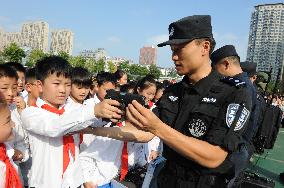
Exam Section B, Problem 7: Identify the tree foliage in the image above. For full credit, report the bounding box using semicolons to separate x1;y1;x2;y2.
107;61;117;73
26;49;47;67
2;42;26;63
149;64;162;79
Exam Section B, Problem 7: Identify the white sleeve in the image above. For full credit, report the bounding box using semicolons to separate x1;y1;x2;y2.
21;105;100;137
0;161;6;188
148;136;160;152
10;111;29;163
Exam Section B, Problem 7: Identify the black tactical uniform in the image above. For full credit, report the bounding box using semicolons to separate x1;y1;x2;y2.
153;71;252;188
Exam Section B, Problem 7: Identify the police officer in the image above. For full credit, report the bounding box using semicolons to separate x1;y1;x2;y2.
122;15;252;187
211;45;258;187
87;15;252;187
240;61;265;144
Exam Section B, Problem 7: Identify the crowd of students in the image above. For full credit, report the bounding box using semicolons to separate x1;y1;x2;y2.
0;56;170;188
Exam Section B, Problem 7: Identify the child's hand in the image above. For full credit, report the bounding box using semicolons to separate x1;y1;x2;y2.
12;149;23;161
94;99;122;122
83;182;97;188
13;96;26;114
149;150;159;161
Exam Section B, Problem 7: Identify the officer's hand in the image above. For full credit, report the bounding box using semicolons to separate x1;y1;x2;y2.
94;99;122;122
67;127;94;135
126;100;163;133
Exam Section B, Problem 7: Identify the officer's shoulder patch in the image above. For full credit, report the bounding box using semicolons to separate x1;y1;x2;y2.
226;103;250;131
220;76;246;88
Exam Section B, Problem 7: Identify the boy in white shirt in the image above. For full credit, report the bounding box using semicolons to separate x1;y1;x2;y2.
82;72;117;151
68;67;92;105
0;91;23;188
19;67;41;187
0;64;29;185
67;67;92;151
20;56;122;188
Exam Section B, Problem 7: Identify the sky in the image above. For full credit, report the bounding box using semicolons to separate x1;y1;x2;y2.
0;0;283;68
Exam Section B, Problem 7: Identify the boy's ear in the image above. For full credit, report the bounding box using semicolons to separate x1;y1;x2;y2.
36;80;43;93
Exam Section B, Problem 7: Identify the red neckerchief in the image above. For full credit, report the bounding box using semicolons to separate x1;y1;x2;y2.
0;143;23;188
117;122;128;181
148;101;154;108
40;103;76;177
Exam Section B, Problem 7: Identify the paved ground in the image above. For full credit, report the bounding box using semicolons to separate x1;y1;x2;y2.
248;128;284;188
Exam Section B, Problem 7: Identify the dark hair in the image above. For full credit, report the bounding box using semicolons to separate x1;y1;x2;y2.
0;64;19;80
96;71;116;87
114;69;126;81
120;81;137;93
25;68;37;83
195;38;216;54
134;75;156;94
162;80;171;88
156;81;164;91
5;62;26;74
71;67;92;87
35;56;72;82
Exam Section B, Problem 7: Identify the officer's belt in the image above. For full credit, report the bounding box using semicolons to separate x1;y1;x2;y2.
166;160;200;181
165;161;227;186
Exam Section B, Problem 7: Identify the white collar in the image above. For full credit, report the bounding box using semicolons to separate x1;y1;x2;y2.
36;98;65;109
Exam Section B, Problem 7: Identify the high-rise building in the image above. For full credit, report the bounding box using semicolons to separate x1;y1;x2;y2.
94;48;107;61
0;29;22;50
50;30;74;55
139;46;157;65
21;21;49;52
80;50;96;59
0;28;4;50
246;3;284;80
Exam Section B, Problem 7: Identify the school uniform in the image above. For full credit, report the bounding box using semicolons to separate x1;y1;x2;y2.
8;104;29;163
0;143;22;188
62;121;123;188
81;94;107;151
20;98;102;188
7;104;29;185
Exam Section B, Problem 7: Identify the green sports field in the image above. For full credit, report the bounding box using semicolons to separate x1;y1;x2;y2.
248;128;284;188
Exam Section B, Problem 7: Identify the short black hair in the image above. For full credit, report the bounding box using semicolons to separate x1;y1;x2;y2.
0;64;19;80
156;81;164;91
25;68;37;83
5;62;26;74
120;81;137;93
71;67;92;87
114;69;126;80
96;72;116;87
35;56;72;82
134;75;156;94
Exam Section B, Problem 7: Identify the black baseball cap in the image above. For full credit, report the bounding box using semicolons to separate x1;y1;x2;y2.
240;61;257;77
210;45;239;64
157;15;214;47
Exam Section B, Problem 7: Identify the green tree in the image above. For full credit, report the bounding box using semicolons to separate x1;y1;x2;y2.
26;49;47;67
107;61;117;73
149;64;162;79
69;56;86;67
118;61;130;73
94;59;105;74
0;51;5;64
84;58;96;73
167;68;178;78
128;64;149;80
2;42;26;63
58;51;70;61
